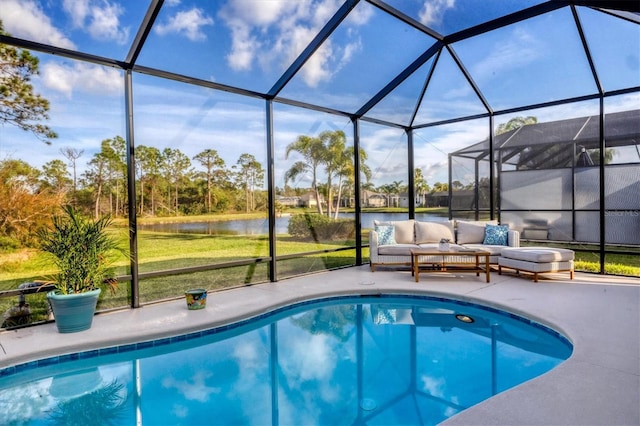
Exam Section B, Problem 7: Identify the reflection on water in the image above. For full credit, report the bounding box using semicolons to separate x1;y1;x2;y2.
0;297;571;425
138;212;446;235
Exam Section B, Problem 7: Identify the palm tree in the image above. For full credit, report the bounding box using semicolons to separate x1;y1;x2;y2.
286;130;370;218
321;130;347;218
378;183;394;207
334;146;371;217
285;135;327;215
414;168;430;207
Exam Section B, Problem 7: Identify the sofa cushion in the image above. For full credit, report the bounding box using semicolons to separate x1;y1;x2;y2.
456;220;498;244
415;220;454;244
375;225;396;246
483;224;509;245
378;244;419;255
374;219;415;244
462;244;504;256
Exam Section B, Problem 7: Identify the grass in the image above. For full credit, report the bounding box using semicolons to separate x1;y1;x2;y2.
0;228;362;326
1;217;638;327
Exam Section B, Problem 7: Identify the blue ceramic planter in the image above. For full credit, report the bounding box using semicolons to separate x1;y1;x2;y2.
47;289;101;333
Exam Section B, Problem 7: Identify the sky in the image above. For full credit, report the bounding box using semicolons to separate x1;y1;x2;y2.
0;0;638;189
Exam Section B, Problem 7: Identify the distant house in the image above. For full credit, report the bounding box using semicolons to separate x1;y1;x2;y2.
276;196;300;207
398;192;410;208
300;192;325;208
425;191;449;207
361;190;387;207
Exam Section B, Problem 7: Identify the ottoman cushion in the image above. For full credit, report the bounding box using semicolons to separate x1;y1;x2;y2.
498;257;574;273
501;247;574;263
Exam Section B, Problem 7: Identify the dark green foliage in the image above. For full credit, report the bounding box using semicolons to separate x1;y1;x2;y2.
37;206;125;294
0;21;57;143
287;213;355;241
47;379;128;425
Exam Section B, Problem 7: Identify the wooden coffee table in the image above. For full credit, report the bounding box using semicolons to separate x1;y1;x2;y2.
410;248;491;283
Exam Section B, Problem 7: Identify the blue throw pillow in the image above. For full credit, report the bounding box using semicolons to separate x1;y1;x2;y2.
483;224;509;245
375;225;397;246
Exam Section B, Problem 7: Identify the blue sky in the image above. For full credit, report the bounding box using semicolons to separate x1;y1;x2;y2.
0;0;638;189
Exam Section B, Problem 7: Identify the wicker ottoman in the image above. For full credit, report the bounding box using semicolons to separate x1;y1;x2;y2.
498;247;574;282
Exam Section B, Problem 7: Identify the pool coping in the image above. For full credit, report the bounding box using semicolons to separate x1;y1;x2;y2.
1;266;639;425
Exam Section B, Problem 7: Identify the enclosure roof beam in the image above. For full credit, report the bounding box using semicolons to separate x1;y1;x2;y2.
125;0;164;66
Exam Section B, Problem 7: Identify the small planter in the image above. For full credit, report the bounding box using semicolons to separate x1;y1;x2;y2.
47;289;101;333
185;289;207;310
438;239;450;252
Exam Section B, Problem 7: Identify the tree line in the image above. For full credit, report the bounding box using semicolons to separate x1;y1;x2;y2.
0;140;265;248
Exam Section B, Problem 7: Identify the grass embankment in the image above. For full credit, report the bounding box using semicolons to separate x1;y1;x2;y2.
0;226;364;324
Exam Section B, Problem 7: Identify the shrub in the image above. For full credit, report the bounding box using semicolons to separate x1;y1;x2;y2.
287;214;355;241
0;236;20;252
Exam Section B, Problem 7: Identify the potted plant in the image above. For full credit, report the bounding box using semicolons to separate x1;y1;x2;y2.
38;206;125;333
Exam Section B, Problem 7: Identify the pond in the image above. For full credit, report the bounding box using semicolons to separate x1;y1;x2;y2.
138;212;448;236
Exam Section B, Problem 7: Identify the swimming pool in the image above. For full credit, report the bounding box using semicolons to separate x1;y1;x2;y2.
0;295;572;425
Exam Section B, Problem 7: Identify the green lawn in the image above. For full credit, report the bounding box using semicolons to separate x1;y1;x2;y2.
0;229;363;325
1;223;638;327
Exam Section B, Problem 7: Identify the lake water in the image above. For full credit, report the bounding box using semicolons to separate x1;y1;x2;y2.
138;212;448;235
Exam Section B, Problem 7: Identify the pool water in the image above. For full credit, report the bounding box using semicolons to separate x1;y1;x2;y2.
0;296;572;425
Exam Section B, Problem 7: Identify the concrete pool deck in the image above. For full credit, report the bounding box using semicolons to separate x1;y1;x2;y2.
1;266;639;425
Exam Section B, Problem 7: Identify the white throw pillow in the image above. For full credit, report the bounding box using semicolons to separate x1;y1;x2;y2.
456;220;498;244
415;221;454;244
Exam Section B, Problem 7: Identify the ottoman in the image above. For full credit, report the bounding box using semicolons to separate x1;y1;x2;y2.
498;247;574;282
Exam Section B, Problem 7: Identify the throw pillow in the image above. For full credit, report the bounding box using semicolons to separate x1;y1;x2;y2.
483;224;509;245
456;220;498;244
373;219;415;244
415;221;455;244
375;225;397;246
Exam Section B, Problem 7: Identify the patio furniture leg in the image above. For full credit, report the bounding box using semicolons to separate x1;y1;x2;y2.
485;255;490;283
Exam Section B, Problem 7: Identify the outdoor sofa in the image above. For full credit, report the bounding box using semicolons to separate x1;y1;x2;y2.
369;219;520;271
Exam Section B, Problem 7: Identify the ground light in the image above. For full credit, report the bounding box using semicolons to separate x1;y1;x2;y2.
455;314;475;323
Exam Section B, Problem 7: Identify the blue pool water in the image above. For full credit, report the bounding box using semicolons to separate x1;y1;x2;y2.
0;295;572;425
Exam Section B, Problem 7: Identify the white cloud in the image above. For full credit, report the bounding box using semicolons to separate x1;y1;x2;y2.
419;0;456;27
154;8;214;42
282;334;335;382
218;0;371;87
299;42;334;87
87;2;129;43
221;0;300;27
40;62;122;98
345;1;374;26
62;0;90;28
162;371;220;402
0;0;75;49
62;0;129;44
226;23;259;71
